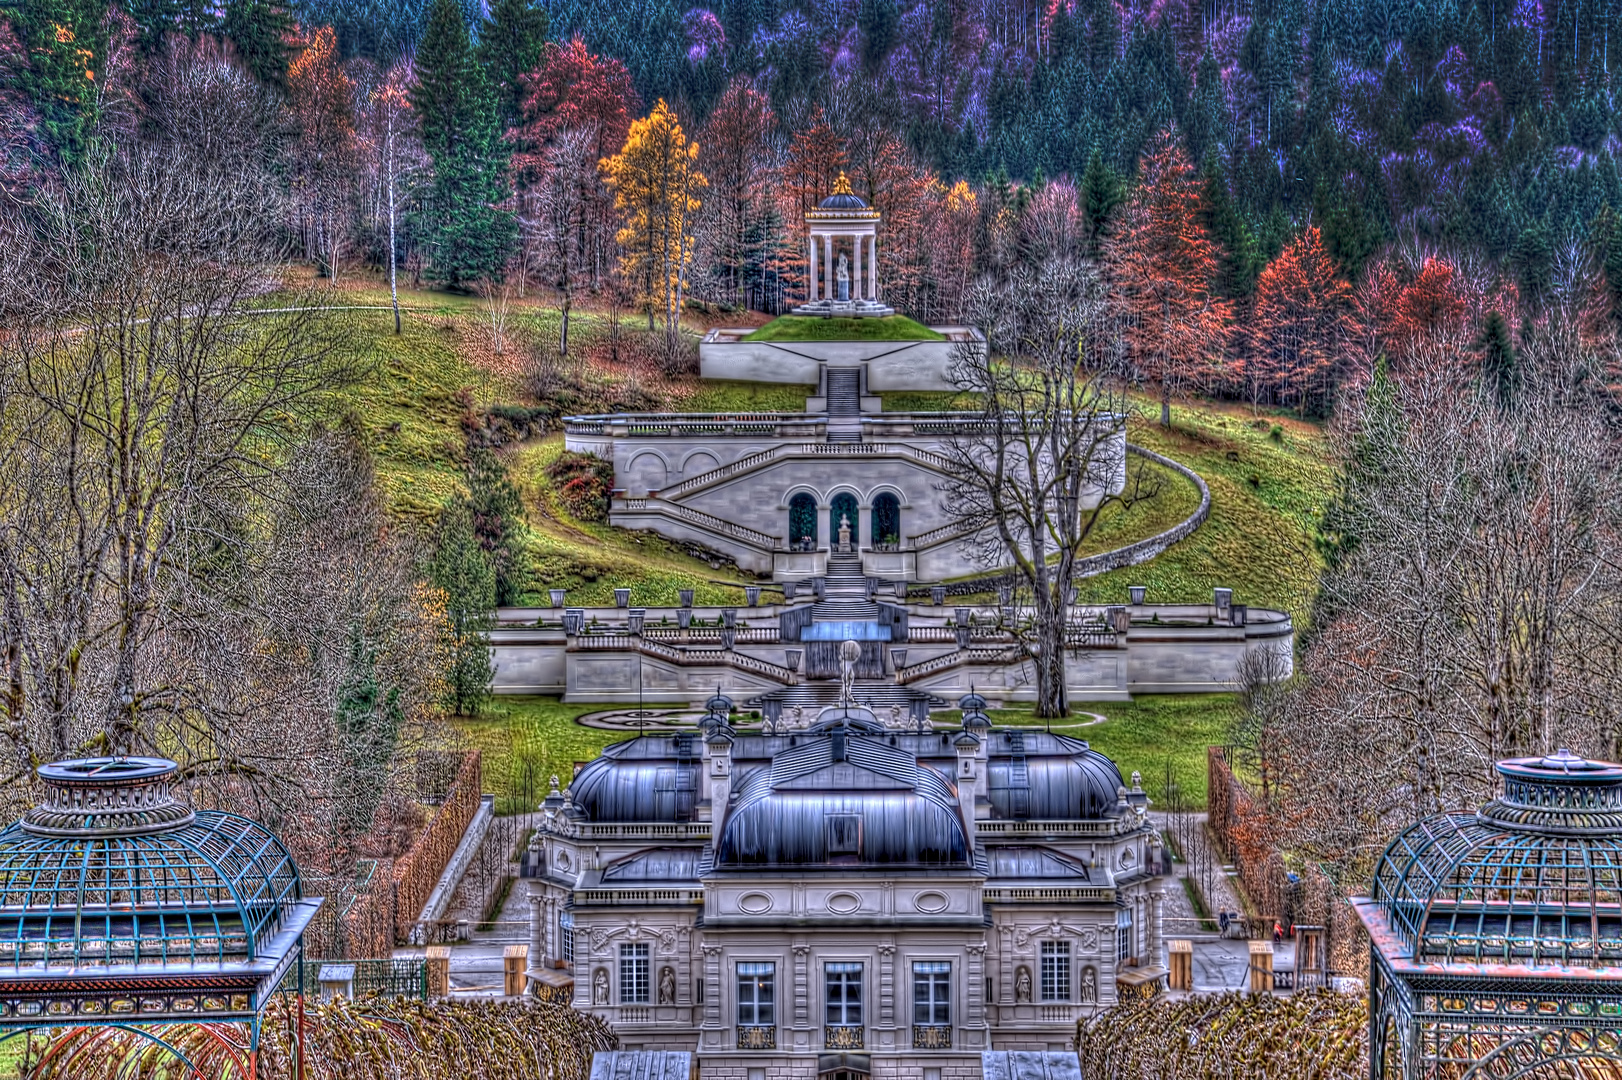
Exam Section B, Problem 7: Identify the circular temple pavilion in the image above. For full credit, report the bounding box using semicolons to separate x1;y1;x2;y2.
793;173;894;317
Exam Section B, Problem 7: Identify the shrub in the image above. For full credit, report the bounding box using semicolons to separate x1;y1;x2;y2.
547;452;614;522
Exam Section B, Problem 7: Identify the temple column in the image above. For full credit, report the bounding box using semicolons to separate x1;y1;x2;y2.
869;235;878;300
825;234;834;299
852;232;862;300
808;235;817;301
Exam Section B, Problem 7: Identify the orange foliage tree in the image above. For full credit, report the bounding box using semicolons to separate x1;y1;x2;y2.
1248;225;1353;410
286;25;356;283
1105;128;1232;425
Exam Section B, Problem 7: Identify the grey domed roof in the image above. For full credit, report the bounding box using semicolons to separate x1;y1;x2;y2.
986;730;1124;820
716;734;969;868
570;735;699;823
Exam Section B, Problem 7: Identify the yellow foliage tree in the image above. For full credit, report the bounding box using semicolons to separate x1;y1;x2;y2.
600;99;707;344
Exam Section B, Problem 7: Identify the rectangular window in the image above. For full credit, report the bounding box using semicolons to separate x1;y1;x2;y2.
913;962;951;1026
737;963;776;1026
619;943;650;1004
559;911;574;965
826;814;860;854
825;963;863;1026
1117;908;1135;965
1040;941;1071;1002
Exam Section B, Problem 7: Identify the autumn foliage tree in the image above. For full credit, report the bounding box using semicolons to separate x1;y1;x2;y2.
1105;128;1232;425
601;99;707;349
699;78;775;310
1248;226;1353;411
510;37;639;289
285;25;356;283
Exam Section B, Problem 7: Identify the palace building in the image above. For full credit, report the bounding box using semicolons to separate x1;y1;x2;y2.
525;696;1169;1080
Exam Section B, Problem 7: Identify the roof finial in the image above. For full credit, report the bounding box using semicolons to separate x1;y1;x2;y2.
831;171;854;197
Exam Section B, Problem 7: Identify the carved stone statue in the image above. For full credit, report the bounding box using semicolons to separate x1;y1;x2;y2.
659;966;676;1004
1015;966;1032;1003
1080;966;1097;1004
839;638;861;707
837;513;851;550
790;704;804;729
593;968;609;1005
889;704;903;729
836;252;850;301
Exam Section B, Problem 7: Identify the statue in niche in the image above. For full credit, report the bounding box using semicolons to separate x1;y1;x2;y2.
659;966;676;1004
1080;967;1097;1004
837;513;851;551
836;252;850;302
593;968;609;1005
1015;966;1032;1003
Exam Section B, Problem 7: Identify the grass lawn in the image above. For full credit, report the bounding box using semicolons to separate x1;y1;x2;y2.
1071;397;1332;622
459;693;1235;814
451;697;624;815
745;315;945;342
961;694;1236;807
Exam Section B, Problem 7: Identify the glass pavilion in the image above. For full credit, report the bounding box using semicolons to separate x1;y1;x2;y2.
1354;749;1622;1080
0;756;322;1075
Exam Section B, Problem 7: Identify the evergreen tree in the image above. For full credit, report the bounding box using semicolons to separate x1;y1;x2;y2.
220;0;296;90
4;0;109;167
1199;154;1261;298
1475;311;1519;412
412;0;518;286
1079;147;1124;254
466;447;528;605
478;0;549;131
430;498;495;716
334;624;404;839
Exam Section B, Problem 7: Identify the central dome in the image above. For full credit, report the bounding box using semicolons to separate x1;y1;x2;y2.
716;735;969;868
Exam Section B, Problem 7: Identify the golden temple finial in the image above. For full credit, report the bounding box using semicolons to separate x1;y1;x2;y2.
831;171;854;197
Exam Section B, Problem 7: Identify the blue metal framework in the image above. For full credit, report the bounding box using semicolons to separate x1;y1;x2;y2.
1355;750;1622;1080
0;757;321;1078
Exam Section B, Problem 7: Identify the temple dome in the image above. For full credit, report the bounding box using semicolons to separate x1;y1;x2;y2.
1369;749;1622;970
817;172;869;210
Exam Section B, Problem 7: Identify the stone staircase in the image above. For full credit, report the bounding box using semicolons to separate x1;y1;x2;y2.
825;369;862;443
748;679;946;711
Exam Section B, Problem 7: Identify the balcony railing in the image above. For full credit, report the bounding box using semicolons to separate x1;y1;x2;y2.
825;1025;864;1050
737;1025;776;1050
913;1025;952;1049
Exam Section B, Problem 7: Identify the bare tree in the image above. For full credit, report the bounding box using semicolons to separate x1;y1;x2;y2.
1254;336;1622;887
527;128;594;357
0;79;362;794
939;259;1155;717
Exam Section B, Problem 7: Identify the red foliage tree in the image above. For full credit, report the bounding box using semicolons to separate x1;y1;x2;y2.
510;36;638;179
699;78;775;309
509;37;639;292
1105;128;1232;425
1248;225;1353;410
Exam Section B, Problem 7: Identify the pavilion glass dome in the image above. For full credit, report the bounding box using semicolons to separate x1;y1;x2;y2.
1354;749;1622;1080
0;756;321;1029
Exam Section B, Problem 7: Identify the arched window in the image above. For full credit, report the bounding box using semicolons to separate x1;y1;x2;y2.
830;492;859;549
789;493;818;550
871;493;900;549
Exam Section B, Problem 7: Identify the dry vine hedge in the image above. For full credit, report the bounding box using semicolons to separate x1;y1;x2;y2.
29;995;615;1080
391;750;482;941
1076;990;1367;1080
